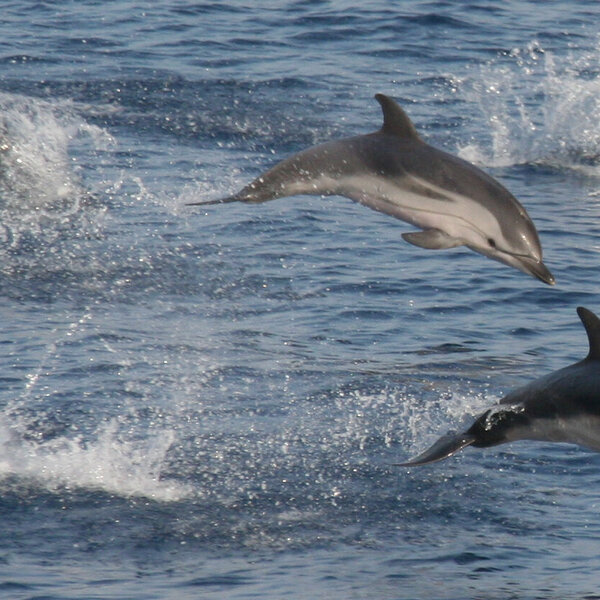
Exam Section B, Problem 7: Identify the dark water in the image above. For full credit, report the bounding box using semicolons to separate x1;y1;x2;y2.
1;1;600;598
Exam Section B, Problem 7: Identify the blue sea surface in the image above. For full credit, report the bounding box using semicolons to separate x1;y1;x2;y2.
1;1;600;598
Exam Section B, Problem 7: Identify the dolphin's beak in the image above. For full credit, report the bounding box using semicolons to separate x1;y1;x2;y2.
514;256;555;286
474;245;556;286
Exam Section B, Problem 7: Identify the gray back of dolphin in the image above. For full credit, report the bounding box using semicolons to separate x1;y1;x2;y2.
190;94;554;285
397;307;600;467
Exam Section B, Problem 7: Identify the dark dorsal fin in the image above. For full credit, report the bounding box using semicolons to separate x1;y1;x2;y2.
577;307;600;360
375;94;421;140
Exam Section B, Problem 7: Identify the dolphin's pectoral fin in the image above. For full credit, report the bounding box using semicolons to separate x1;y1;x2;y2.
402;229;464;250
394;432;477;467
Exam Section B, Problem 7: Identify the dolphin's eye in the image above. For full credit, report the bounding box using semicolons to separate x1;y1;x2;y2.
487;238;496;248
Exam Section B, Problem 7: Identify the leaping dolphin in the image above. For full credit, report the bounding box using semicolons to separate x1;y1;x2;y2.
189;94;554;285
398;307;600;466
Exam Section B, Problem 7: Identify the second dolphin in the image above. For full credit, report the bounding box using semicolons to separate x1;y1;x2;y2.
398;307;600;466
190;94;554;285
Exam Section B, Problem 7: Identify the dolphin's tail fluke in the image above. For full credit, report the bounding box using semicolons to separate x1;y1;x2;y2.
394;431;477;467
187;194;245;207
186;182;280;207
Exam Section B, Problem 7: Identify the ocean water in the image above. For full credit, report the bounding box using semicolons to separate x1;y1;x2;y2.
1;1;600;598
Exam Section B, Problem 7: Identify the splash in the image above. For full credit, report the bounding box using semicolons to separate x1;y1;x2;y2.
0;91;113;251
0;414;190;502
454;39;600;174
0;302;194;502
385;384;494;458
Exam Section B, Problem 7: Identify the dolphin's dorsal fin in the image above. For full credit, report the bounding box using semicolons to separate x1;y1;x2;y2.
577;307;600;360
375;94;420;140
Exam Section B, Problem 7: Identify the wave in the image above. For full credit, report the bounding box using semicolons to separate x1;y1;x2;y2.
454;39;600;175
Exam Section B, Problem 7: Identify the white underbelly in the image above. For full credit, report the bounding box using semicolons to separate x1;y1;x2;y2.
332;173;503;245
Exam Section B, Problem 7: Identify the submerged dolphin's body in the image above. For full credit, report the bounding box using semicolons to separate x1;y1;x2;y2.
398;307;600;466
190;94;554;284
